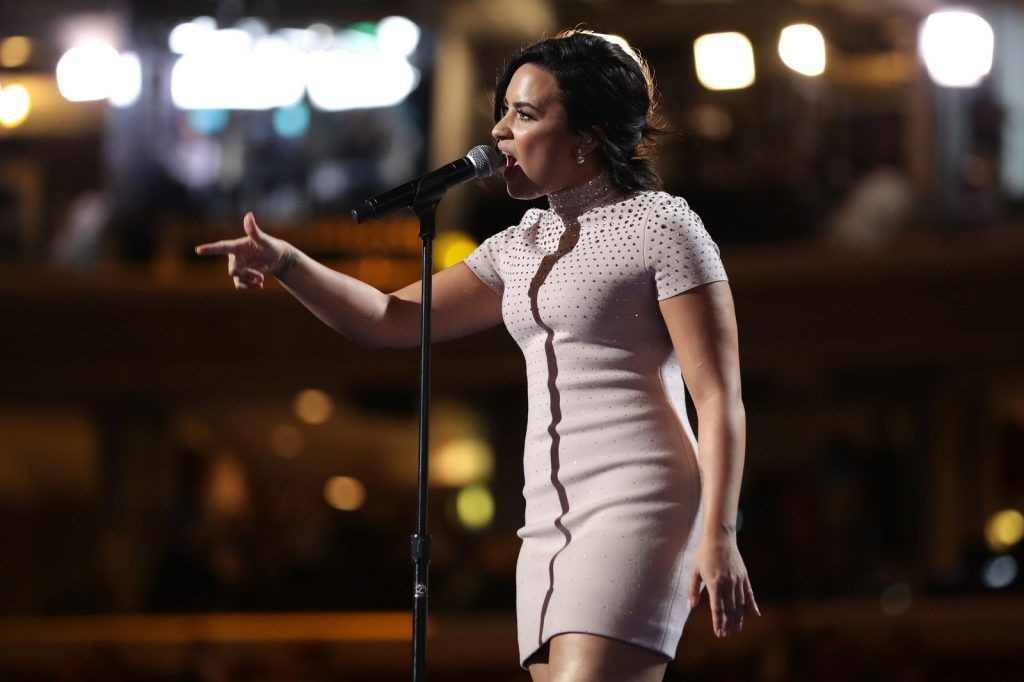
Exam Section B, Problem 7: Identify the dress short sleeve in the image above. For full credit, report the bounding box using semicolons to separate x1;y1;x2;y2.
644;194;728;300
462;207;543;297
463;232;505;296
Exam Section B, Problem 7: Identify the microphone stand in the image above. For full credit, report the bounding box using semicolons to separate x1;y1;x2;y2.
354;149;498;679
409;198;438;682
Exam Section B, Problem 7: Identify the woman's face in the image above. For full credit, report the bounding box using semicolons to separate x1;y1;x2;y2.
492;63;597;199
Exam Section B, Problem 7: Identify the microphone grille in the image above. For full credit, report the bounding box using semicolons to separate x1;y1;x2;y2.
466;144;502;179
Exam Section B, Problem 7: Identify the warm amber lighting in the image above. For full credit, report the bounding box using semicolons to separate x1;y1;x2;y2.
0;36;32;68
455;484;494;530
293;388;334;425
269;423;304;458
205;454;250;517
985;509;1024;552
0;84;30;128
432;437;494;486
434;436;493;483
436;231;478;270
324;475;366;511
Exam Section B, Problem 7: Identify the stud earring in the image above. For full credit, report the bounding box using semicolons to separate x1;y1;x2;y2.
575;148;585;165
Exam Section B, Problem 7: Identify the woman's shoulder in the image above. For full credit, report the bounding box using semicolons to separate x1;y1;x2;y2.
635;189;695;210
633;191;711;231
484;206;545;244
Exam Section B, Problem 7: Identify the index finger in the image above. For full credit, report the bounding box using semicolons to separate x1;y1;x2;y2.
195;237;248;256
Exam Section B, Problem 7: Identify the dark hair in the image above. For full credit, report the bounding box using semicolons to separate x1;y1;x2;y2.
493;29;667;193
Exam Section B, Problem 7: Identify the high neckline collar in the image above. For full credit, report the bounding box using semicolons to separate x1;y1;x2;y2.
547;171;621;221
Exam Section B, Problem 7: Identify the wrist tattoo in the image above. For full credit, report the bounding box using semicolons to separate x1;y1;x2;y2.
721;522;737;535
271;249;300;280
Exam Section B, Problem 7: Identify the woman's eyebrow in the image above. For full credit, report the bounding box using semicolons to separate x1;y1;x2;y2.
502;98;539;110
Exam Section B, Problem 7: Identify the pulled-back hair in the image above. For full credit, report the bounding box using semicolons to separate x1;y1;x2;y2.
493;29;667;193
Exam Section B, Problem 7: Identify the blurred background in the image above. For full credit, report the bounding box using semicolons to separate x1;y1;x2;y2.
0;0;1022;680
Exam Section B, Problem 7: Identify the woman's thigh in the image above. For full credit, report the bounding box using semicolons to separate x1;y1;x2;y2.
530;632;669;682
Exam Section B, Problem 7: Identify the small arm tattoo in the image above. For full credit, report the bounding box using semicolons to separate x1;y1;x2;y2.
271;249;300;280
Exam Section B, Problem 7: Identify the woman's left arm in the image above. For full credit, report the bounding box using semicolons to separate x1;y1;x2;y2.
659;279;761;637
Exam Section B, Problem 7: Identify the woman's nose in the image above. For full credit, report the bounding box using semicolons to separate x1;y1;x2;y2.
491;112;510;141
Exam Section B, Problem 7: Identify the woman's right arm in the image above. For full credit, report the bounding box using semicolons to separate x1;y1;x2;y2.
195;212;503;349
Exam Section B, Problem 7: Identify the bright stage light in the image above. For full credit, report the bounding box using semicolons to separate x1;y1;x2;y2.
168;17;216;54
377;16;420;57
694;32;755;90
171;33;306;110
779;24;826;76
0;84;31;128
919;10;994;87
56;40;121;101
307;51;419;110
109;51;142;107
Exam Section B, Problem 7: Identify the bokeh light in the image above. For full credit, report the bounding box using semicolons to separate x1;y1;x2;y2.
455;484;494;531
56;40;121;101
981;555;1018;589
919;10;994;87
185;108;230;135
109;51;142;108
169;17;217;54
0;84;31;128
984;508;1024;552
273;101;311;138
436;231;479;270
170;31;306;110
694;32;756;90
269;423;304;458
779;24;826;77
293;388;334;425
880;581;911;616
432;437;494;487
377;16;420;57
0;36;32;68
307;51;419;111
324;475;366;511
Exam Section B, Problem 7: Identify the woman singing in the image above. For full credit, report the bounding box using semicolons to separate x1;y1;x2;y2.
196;29;759;682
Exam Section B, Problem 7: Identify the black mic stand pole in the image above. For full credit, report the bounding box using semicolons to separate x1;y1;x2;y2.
410;197;439;682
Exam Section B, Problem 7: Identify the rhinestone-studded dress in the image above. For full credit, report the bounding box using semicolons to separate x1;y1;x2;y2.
463;172;728;668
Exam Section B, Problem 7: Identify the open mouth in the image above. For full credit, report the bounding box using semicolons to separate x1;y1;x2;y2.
502;151;519;174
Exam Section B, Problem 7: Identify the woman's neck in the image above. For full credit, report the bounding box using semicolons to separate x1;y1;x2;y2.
547;170;621;221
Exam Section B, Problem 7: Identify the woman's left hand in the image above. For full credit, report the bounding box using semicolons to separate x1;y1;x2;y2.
687;536;761;637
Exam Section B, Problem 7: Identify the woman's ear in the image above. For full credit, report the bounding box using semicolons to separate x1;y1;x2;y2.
579;125;602;154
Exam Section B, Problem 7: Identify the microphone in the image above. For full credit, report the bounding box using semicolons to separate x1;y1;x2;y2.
351;145;502;223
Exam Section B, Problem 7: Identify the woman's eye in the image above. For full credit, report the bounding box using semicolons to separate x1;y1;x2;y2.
516;109;532;121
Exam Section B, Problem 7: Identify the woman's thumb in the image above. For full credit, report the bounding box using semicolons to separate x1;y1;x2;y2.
243;212;263;241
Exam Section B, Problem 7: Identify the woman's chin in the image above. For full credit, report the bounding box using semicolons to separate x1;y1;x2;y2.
504;168;543;200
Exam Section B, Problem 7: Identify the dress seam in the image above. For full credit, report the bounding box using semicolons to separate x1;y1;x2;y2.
654;361;699;649
639;193;665;274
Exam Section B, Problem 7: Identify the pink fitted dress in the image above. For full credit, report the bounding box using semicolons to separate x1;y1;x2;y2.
463;172;728;669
